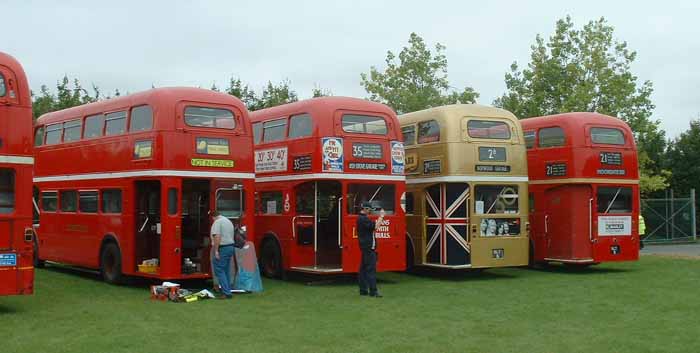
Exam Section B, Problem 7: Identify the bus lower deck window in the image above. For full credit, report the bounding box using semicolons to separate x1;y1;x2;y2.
102;189;122;213
0;169;15;214
260;191;283;214
474;185;519;214
60;190;78;212
347;184;396;215
597;187;632;213
41;191;58;212
216;189;243;218
79;191;98;213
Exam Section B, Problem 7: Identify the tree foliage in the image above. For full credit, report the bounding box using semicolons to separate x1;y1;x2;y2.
312;85;332;98
31;75;102;119
360;32;479;114
221;77;298;111
494;16;668;195
665;120;700;196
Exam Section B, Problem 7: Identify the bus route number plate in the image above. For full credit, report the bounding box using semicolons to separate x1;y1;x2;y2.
0;253;17;266
492;249;505;259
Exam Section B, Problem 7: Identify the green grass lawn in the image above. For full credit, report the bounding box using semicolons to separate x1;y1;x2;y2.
1;256;699;353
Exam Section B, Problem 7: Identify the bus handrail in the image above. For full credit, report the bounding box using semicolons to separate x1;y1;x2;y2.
291;215;314;239
139;216;149;233
337;197;343;248
589;198;594;243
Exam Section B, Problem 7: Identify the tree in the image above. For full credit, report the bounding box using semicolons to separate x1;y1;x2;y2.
665;120;700;196
31;75;102;119
254;79;298;110
223;77;257;110
494;16;668;195
360;32;479;114
312;85;332;98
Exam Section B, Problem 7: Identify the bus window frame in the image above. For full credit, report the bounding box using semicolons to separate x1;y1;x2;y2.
287;113;314;140
62;119;83;143
586;125;630;149
44;123;63;145
401;124;417;146
262;117;288;143
537;126;566;148
41;190;58;212
335;109;392;139
104;110;128;136
178;101;244;134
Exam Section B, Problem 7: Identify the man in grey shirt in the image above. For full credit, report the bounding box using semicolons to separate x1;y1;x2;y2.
211;211;236;299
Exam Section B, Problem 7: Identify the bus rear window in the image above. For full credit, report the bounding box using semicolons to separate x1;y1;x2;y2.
0;169;15;214
539;127;565;147
401;125;416;146
591;127;625;145
347;184;396;215
185;106;236;129
342;114;387;135
130;105;153;132
524;130;535;149
468;120;511;139
418;120;440;143
0;73;6;97
597;187;632;214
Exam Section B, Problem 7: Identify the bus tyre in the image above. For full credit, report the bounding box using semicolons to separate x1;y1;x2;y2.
33;236;45;268
100;242;123;284
260;240;282;279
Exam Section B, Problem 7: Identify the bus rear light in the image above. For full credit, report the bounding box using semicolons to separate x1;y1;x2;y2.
24;228;33;243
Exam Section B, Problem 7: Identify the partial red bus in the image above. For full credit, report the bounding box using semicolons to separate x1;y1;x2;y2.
0;52;34;296
522;113;640;266
33;88;254;283
251;97;406;277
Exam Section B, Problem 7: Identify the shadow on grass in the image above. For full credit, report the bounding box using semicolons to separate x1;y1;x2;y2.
525;263;633;275
403;267;520;282
0;304;24;314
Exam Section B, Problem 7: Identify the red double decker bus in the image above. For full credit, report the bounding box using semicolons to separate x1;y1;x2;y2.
0;52;34;296
522;112;640;266
251;97;406;277
33;87;254;283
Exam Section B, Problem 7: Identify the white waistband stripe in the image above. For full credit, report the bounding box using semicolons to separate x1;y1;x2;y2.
255;173;406;183
406;175;528;184
34;170;256;183
0;155;34;165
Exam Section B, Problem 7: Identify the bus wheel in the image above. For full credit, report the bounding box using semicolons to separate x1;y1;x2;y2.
260;240;282;279
33;236;45;268
100;242;123;284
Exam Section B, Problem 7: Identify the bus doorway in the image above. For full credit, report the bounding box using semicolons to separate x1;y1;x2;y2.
181;179;210;275
293;181;342;272
135;181;161;271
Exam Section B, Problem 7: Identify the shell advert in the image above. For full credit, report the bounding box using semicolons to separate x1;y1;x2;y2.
322;137;344;172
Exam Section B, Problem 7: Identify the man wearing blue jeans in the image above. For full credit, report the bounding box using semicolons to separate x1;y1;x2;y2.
211;211;236;299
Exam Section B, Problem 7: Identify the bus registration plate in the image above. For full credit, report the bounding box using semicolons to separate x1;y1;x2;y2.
0;253;17;266
492;249;505;259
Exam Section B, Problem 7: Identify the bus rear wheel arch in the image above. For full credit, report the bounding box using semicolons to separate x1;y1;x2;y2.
100;239;123;284
260;235;283;279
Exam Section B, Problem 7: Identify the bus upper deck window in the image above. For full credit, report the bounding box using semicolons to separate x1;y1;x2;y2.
84;114;105;138
63;119;82;142
538;127;565;148
288;114;312;138
130;105;153;132
185;106;236;129
105;111;127;136
524;130;536;149
263;118;287;142
417;120;439;143
342;114;388;135
253;122;262;145
45;123;63;145
401;125;416;146
0;73;6;97
468;120;511;139
0;169;15;214
591;127;625;145
34;126;45;146
597;187;632;214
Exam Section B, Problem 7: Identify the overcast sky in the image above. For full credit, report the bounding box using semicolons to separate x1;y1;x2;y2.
5;0;699;137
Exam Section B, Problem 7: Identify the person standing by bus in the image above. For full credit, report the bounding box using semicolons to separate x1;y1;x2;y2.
357;203;384;298
211;211;236;299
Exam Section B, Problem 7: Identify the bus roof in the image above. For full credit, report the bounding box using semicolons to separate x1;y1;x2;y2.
398;104;519;142
0;51;31;107
36;87;248;126
521;112;635;148
250;96;396;123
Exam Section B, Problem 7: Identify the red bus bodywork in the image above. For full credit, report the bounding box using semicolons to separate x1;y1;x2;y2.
33;88;254;282
522;113;640;265
251;97;406;276
0;52;34;296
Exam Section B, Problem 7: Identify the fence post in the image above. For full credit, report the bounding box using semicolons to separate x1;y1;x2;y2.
692;189;696;242
665;189;669;241
670;189;675;240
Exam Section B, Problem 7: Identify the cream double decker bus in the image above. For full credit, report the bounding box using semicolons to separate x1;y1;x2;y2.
400;105;529;269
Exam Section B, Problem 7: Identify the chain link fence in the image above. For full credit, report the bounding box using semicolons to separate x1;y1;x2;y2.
641;189;697;244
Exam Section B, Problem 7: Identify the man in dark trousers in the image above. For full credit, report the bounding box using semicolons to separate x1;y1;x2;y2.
357;202;384;297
